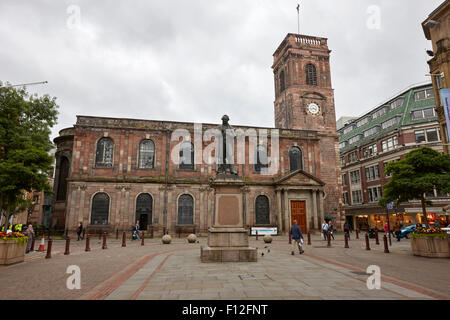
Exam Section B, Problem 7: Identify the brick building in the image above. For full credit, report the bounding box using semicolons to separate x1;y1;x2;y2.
338;83;450;231
53;33;343;237
422;0;450;154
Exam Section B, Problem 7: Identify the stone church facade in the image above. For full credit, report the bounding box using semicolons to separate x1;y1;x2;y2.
53;33;343;237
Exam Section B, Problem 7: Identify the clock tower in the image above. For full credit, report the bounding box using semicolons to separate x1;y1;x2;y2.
272;33;343;225
272;33;337;134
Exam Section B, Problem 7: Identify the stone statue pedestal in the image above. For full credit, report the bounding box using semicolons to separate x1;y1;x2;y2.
201;175;257;262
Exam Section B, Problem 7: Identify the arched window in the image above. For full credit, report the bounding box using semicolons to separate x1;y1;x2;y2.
91;193;110;225
178;194;194;225
136;193;152;230
179;142;194;170
255;145;268;173
139;139;155;169
255;195;270;225
95;137;114;168
56;157;69;201
280;70;286;93
306;64;317;86
289;147;303;172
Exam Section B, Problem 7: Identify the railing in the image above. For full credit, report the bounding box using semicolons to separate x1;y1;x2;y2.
295;35;324;46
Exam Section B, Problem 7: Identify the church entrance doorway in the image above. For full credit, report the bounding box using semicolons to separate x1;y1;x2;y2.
290;200;307;234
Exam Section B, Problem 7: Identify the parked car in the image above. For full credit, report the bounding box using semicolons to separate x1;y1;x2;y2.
441;225;450;234
400;224;426;239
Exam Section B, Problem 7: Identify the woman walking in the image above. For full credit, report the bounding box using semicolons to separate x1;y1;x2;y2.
24;224;35;254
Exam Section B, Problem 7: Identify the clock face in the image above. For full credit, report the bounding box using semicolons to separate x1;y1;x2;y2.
308;103;320;115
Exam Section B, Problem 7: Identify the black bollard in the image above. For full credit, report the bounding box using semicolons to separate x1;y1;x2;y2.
327;231;331;247
122;231;126;247
288;231;292;244
102;232;107;249
64;236;70;255
375;229;380;245
45;238;53;259
256;230;258;241
85;234;91;252
30;236;35;252
356;229;359;239
344;233;349;248
365;233;371;250
116;229;119;240
307;232;311;245
383;234;390;253
141;232;145;246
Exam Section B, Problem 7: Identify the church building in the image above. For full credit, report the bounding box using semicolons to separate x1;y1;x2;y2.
53;33;343;237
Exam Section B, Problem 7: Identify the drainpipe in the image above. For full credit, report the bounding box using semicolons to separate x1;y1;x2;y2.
163;129;171;235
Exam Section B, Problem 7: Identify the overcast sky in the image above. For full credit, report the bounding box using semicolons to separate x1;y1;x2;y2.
0;0;444;140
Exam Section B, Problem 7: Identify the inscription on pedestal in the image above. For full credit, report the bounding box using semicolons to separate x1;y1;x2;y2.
218;195;240;226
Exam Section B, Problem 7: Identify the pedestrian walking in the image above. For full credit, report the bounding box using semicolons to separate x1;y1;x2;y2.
76;222;83;241
24;224;35;254
358;221;363;232
344;221;351;240
321;220;329;240
132;221;141;240
290;220;304;255
328;221;335;240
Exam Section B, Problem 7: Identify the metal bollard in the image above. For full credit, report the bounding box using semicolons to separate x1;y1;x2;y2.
141;232;145;246
151;228;154;238
288;231;292;244
356;229;359;239
375;229;379;245
327;231;331;247
365;233;370;250
344;233;349;248
307;232;311;245
122;232;126;247
64;236;70;255
102;232;107;249
116;229;119;240
45;238;53;259
256;230;258;241
30;236;35;252
85;234;91;252
383;234;390;253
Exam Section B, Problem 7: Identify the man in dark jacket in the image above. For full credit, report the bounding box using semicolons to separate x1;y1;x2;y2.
290;220;304;255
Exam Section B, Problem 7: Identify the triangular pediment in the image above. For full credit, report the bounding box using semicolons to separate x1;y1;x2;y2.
275;169;325;186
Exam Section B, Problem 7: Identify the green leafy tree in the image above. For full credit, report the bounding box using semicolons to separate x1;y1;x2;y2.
378;147;450;227
0;84;58;230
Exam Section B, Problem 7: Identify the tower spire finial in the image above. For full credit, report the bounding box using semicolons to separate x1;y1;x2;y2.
296;3;300;35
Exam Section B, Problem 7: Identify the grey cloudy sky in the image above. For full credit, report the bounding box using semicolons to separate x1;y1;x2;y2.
0;0;443;140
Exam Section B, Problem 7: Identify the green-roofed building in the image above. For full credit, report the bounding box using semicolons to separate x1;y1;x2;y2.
338;82;450;231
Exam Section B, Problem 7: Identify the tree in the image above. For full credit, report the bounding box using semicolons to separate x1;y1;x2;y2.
0;84;58;229
378;147;450;227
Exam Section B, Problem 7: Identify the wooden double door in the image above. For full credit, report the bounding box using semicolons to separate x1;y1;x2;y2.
290;201;307;233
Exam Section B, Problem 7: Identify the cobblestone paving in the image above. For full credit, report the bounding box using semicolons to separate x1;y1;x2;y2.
0;233;449;300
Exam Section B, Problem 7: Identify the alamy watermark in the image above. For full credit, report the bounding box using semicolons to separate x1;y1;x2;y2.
66;265;81;290
366;265;381;290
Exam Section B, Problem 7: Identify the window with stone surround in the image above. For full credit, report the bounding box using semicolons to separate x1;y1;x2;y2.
255;145;268;173
179;142;194;170
255;195;270;225
351;190;362;204
367;186;382;202
56;157;70;201
365;164;380;181
289;146;303;172
95;137;114;168
136;193;153;227
363;143;377;158
350;170;361;185
177;194;194;225
414;88;434;101
381;136;398;152
306;64;317;86
139;139;155;169
91;193;110;225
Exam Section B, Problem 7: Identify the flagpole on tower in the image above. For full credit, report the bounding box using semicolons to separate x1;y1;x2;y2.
296;3;300;35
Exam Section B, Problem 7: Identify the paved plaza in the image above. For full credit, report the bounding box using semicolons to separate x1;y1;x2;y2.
1;233;449;300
